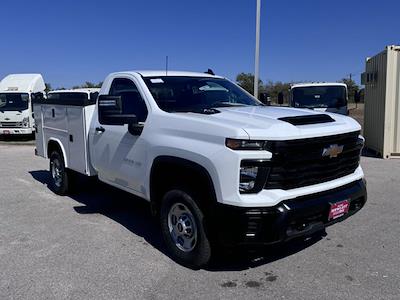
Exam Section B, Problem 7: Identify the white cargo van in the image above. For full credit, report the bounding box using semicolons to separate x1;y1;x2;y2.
289;83;349;115
0;74;45;136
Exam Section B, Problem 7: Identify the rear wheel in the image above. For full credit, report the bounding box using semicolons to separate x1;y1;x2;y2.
160;189;212;268
49;151;69;195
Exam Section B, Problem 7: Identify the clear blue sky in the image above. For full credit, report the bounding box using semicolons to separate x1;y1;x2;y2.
0;0;399;88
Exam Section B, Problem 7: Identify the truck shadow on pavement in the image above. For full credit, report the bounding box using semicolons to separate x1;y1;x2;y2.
30;170;326;271
0;135;35;145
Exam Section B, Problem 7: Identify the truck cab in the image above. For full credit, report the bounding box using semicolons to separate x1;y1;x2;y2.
290;83;348;115
0;74;45;136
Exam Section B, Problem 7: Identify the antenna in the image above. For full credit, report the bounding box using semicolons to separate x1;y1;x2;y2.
205;69;215;76
166;56;169;76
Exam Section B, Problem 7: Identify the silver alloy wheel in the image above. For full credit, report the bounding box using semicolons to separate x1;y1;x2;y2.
167;203;198;252
51;158;63;188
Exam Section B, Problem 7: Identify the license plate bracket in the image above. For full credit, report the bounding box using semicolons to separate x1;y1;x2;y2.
328;200;350;221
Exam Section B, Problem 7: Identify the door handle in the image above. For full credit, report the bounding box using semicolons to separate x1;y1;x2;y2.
95;126;105;133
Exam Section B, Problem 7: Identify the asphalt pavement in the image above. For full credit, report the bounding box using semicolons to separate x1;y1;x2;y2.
0;144;399;299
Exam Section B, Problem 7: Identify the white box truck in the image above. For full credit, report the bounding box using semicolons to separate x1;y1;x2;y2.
33;70;367;268
0;74;45;136
288;83;349;115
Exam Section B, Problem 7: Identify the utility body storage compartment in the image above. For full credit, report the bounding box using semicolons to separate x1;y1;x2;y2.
33;96;97;176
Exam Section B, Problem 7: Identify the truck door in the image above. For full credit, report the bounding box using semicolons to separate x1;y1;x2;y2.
90;77;149;195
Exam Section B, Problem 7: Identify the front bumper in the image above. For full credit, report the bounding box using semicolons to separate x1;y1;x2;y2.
214;179;367;247
0;128;33;135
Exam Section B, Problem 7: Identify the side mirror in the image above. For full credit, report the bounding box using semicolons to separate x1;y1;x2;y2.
278;92;284;105
354;91;361;103
98;95;137;125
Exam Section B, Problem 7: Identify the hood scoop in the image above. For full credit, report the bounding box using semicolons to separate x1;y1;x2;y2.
278;114;335;126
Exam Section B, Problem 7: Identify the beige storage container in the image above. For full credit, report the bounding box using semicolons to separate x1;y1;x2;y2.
363;45;400;158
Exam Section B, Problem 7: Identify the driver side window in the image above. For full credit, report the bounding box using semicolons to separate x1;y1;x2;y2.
109;78;148;123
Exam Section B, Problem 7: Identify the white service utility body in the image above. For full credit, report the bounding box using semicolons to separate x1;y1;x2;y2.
290;83;349;115
33;71;367;267
0;74;45;135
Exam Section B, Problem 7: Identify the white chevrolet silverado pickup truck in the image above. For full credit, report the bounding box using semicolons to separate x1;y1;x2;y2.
33;71;367;268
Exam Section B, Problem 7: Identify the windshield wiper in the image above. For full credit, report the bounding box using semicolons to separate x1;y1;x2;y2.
210;102;248;108
169;107;221;115
297;104;327;109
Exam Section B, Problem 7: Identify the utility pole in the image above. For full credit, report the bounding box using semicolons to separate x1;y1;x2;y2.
254;0;261;98
166;56;169;76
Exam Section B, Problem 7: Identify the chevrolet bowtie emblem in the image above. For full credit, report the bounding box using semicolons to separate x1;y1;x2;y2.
322;144;344;158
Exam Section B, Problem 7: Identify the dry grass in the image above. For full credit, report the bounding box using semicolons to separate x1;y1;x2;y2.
348;103;364;134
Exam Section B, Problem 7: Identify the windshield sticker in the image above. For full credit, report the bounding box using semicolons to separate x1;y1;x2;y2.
199;85;228;92
150;79;164;84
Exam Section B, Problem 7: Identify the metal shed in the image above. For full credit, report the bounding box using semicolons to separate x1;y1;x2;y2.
362;45;400;159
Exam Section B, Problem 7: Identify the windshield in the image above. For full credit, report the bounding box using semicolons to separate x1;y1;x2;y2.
143;76;262;113
0;93;30;111
292;86;347;109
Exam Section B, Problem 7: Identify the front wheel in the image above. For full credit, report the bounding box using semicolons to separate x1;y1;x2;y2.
49;151;70;195
160;190;212;268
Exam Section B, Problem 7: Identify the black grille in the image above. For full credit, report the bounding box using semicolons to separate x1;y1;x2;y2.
264;131;363;190
0;121;22;128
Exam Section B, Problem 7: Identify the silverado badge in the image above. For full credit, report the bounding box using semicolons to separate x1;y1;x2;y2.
322;144;344;158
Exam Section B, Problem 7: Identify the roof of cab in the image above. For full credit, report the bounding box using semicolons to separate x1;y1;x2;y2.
291;82;347;89
111;70;223;79
0;74;45;93
48;88;100;94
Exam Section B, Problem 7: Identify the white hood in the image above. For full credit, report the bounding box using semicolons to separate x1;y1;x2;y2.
186;106;361;140
0;110;27;122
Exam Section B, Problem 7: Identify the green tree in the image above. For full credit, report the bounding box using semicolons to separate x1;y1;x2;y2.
236;73;264;95
265;81;292;104
340;78;359;102
44;83;52;93
72;81;103;89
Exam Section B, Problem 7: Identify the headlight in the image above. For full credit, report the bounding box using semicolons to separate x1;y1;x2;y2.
226;138;266;150
239;160;270;193
22;117;30;127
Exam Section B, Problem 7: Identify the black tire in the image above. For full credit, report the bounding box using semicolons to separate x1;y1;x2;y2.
49;150;69;195
160;189;212;269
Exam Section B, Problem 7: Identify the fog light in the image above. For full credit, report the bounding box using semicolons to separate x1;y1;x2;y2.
240;166;259;192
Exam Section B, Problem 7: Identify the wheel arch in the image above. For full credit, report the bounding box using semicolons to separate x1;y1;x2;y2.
47;138;68;167
149;156;217;215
